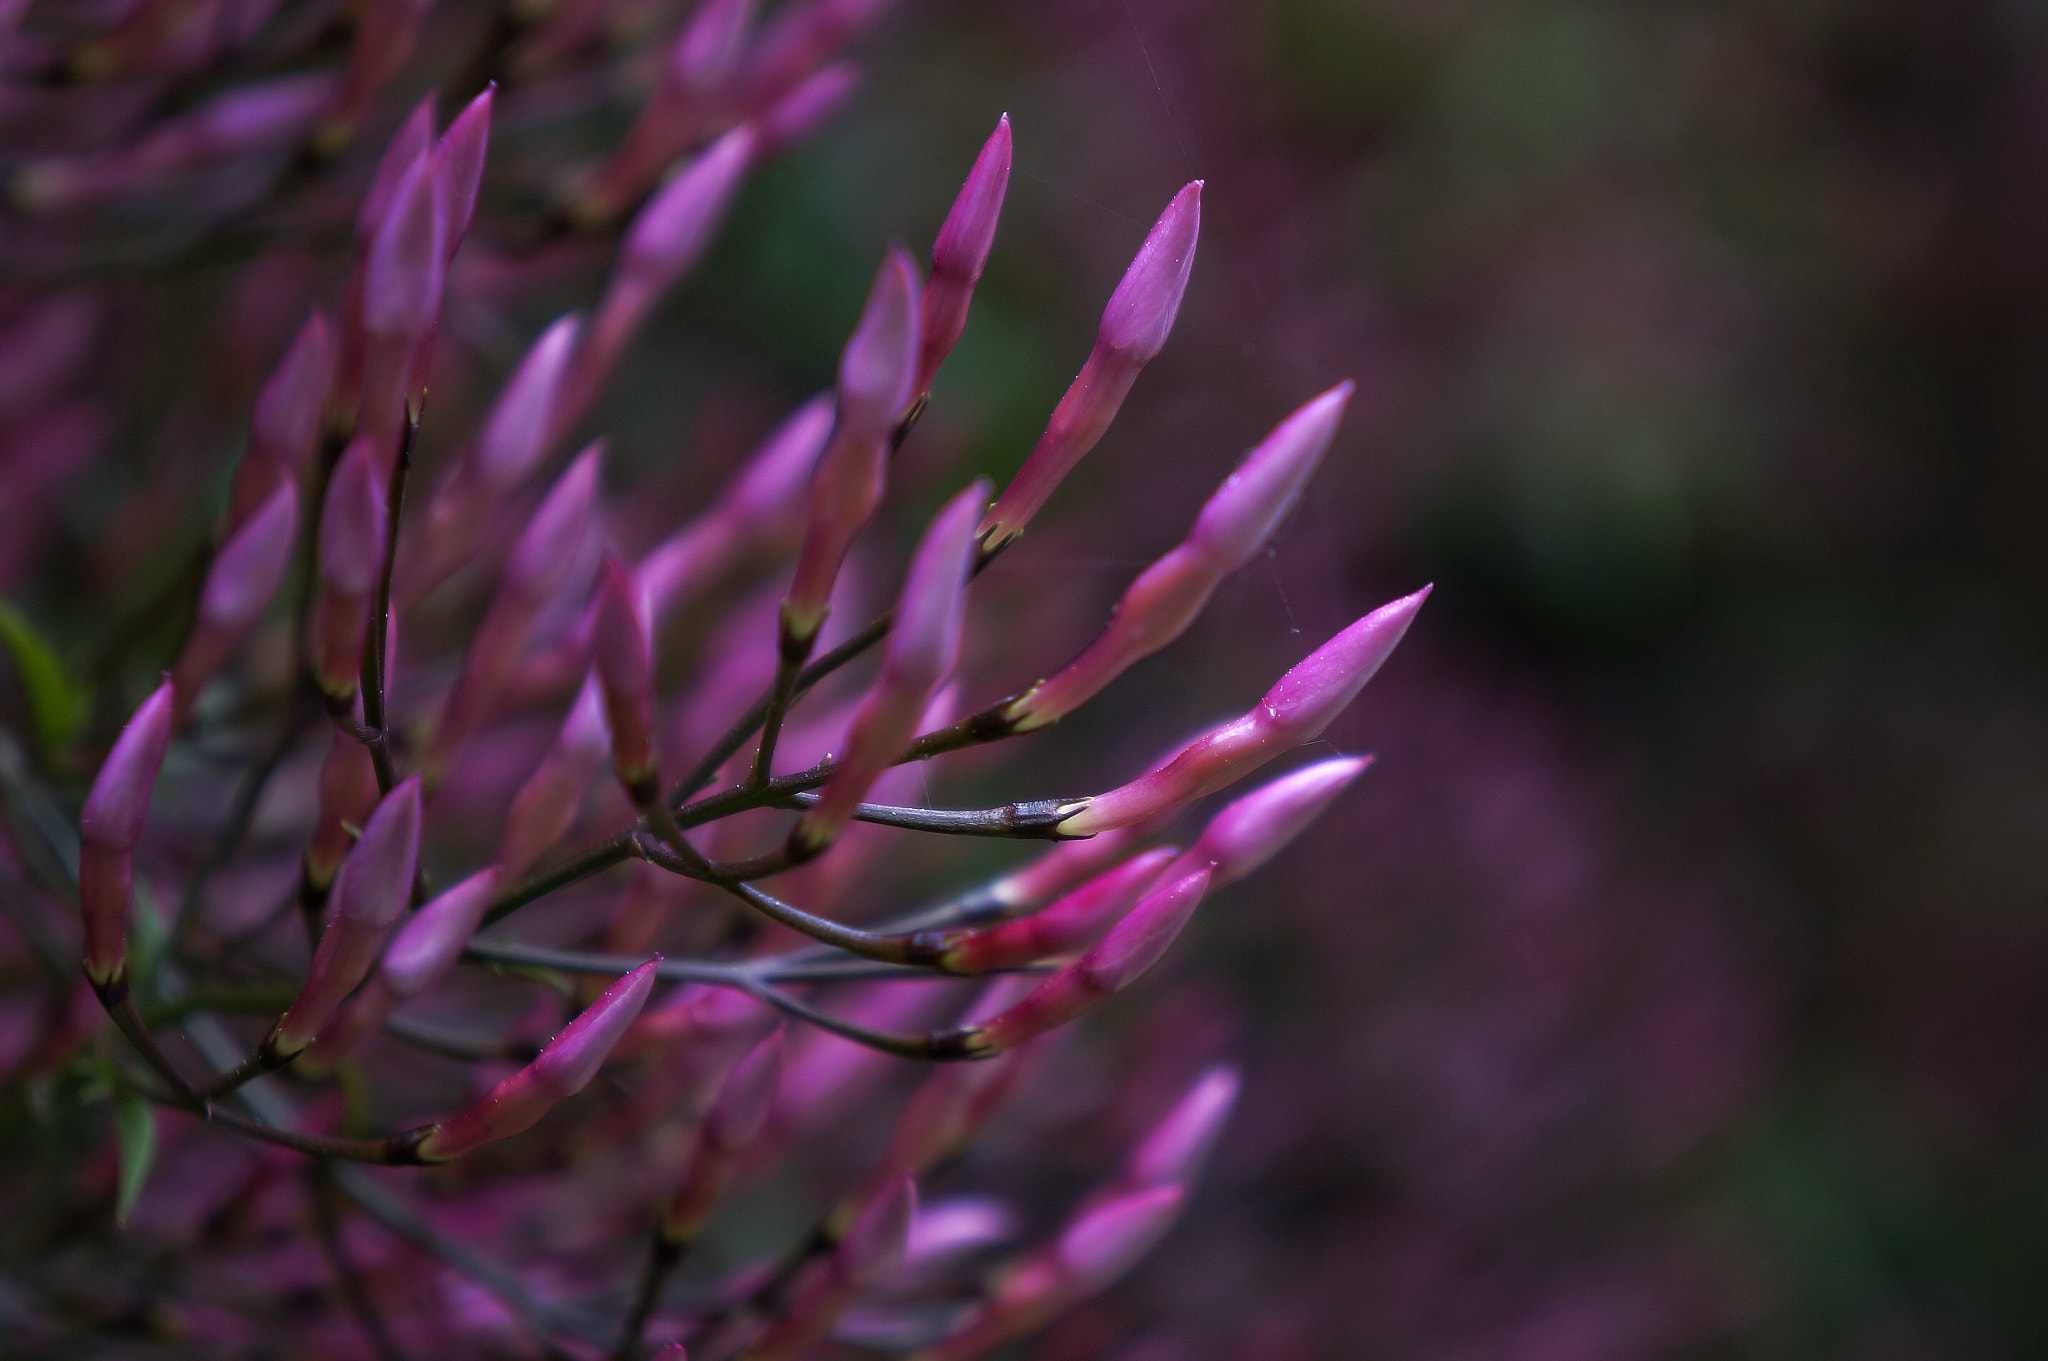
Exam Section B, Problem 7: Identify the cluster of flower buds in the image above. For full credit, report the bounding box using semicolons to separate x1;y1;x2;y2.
11;10;1427;1351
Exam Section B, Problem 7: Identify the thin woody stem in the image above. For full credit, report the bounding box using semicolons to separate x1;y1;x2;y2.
310;1164;410;1361
355;404;417;794
172;693;316;953
460;936;1001;986
613;1228;684;1361
747;644;806;792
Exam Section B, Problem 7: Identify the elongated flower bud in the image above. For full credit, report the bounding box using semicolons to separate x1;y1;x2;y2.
172;479;296;722
979;182;1201;549
309;438;387;703
356;99;435;245
432;86;493;264
358;152;445;459
558;127;755;442
978;822;1165;918
426;446;601;781
916;114;1010;394
305;731;379;894
910;1184;1185;1361
272;778;421;1055
751;61;859;160
1124;1066;1239;1191
237;308;330;518
636;394;832;623
1057;586;1428;837
937;869;1209;1059
496;673;609;878
796;479;983;852
741;0;892;108
1009;382;1352;731
749;1174;916;1361
301;867;500;1072
593;558;658;795
663;1027;783;1241
417;959;658;1161
1177;755;1369;888
781;245;922;643
931;846;1178;974
316;0;434;154
78;679;174;985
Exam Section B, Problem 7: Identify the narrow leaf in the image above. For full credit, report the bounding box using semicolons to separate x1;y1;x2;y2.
0;600;89;751
113;1090;157;1226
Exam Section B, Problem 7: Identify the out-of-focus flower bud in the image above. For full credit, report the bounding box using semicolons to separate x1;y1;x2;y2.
309;437;387;703
1123;1066;1238;1191
78;679;175;985
979;182;1201;550
272;778;421;1055
556;127;755;442
750;61;859;161
417;959;658;1161
749;1173;916;1361
315;0;435;155
232;309;329;522
1008;383;1352;731
593;557;659;795
917;114;1010;394
172;479;296;722
795;479;983;851
740;0;892;110
782;245;922;643
1173;755;1369;889
635;394;832;623
425;445;601;782
938;869;1210;1059
305;731;379;894
1057;586;1428;837
910;1184;1186;1361
432;86;493;264
663;1027;783;1241
932;846;1178;973
496;673;610;878
357;151;446;459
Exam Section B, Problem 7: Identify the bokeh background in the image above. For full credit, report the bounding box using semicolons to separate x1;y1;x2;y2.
7;0;2048;1357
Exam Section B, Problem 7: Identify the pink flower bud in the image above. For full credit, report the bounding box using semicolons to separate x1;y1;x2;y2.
1124;1066;1238;1190
1057;586;1428;837
306;731;379;891
673;0;754;93
937;846;1178;973
782;246;922;640
379;867;499;999
418;959;658;1161
894;1197;1015;1288
916;113;1010;394
479;313;583;492
751;61;859;161
425;446;601;781
664;1027;784;1239
980;182;1201;549
310;438;387;701
749;1174;916;1361
875;986;1027;1176
356;97;434;244
496;674;609;878
1178;755;1369;888
246;308;331;491
78;679;174;984
593;557;658;790
949;869;1209;1058
1009;383;1352;730
172;479;297;722
274;777;421;1054
741;0;892;109
357;151;445;457
636;394;833;623
431;86;493;264
558;128;755;441
797;479;983;850
983;822;1163;914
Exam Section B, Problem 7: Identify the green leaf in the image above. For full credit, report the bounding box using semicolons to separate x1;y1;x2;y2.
0;600;89;752
112;1090;157;1226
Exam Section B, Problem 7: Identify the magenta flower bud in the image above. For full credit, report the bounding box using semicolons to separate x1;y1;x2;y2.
241;308;330;505
664;1027;784;1239
782;245;922;641
304;732;377;893
593;557;658;792
417;959;658;1161
357;152;445;458
356;97;435;244
172;479;297;722
947;869;1209;1058
797;479;983;851
673;0;755;93
741;0;892;109
1058;586;1428;837
425;445;601;782
637;394;833;623
980;182;1202;549
557;127;755;442
496;673;609;878
1009;383;1353;731
936;846;1178;974
895;1197;1016;1286
872;984;1028;1180
309;438;387;702
750;1175;916;1361
983;822;1163;914
1178;755;1369;889
1126;1067;1239;1191
273;777;421;1054
77;679;175;985
916;113;1010;394
750;61;859;161
431;86;493;265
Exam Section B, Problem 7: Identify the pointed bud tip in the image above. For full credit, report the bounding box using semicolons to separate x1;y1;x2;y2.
81;678;176;850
